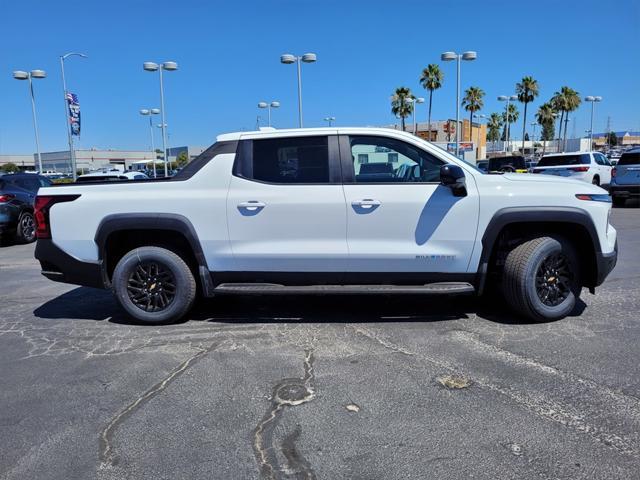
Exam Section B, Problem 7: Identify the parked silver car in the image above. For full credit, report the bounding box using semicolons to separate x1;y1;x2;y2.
610;148;640;207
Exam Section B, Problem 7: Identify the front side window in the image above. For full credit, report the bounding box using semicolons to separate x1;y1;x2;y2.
251;136;329;184
349;136;443;183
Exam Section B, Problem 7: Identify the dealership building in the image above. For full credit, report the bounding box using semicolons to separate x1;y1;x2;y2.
386;119;487;161
0;146;207;174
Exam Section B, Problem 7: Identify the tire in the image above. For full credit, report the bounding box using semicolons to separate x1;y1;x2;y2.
592;176;600;186
612;196;626;208
112;246;196;324
15;211;36;244
502;236;580;322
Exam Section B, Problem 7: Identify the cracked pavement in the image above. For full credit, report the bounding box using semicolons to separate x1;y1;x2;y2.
0;207;639;479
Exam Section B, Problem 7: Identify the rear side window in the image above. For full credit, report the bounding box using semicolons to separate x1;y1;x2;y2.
618;152;640;166
250;136;329;184
538;154;590;166
14;177;41;192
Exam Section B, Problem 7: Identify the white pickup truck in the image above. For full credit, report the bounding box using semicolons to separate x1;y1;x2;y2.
34;127;618;324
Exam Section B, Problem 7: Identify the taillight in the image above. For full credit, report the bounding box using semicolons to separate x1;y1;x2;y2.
34;195;80;239
611;167;617;178
569;166;589;172
0;193;15;203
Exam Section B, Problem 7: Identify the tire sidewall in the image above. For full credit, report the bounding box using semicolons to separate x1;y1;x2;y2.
523;237;580;320
113;248;194;324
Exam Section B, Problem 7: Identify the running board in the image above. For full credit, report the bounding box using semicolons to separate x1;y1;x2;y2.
213;282;475;295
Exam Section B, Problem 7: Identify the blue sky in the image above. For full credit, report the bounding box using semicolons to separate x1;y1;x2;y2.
0;0;638;154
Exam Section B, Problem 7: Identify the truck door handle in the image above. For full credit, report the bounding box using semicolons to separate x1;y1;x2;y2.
351;199;381;208
238;201;266;210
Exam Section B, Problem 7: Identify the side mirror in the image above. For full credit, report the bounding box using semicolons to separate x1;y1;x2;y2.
440;164;467;197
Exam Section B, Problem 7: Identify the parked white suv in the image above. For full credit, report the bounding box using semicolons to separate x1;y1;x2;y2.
533;151;613;186
34;128;618;324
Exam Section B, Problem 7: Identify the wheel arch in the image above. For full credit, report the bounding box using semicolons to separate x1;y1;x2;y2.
477;207;601;294
95;213;214;295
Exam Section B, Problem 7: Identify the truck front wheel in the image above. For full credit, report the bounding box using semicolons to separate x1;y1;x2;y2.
502;236;581;322
112;246;196;324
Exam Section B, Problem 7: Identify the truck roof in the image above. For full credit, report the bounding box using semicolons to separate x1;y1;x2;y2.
215;126;415;142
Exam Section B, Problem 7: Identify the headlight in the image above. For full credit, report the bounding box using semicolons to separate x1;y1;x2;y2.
575;194;612;203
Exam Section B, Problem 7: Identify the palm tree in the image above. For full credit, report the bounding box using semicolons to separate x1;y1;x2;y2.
419;64;443;141
535;102;556;156
487;112;503;151
516;76;540;152
501;104;520;146
562;88;581;150
391;87;414;131
551;92;565;151
552;86;581;152
462;87;485;142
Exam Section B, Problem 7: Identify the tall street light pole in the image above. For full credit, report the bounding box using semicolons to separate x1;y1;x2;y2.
140;108;160;177
60;52;87;180
13;69;46;173
143;61;178;177
324;116;336;126
258;101;280;127
498;95;518;153
280;53;317;128
407;97;425;135
585;96;602;148
441;51;477;157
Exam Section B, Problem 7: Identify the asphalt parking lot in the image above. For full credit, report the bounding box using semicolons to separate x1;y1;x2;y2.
1;205;639;480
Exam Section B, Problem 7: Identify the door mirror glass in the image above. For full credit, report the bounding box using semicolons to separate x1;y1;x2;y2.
440;164;467;197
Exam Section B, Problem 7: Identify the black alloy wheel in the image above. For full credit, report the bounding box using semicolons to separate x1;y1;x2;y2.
126;261;177;312
535;253;572;307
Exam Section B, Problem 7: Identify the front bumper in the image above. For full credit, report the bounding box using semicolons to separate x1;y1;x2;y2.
609;185;640;198
594;240;618;287
35;239;106;289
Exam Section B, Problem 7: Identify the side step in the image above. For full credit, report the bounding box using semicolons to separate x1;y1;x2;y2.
213;282;475;295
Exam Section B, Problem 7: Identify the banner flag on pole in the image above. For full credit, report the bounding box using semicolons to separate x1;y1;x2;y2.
66;92;81;136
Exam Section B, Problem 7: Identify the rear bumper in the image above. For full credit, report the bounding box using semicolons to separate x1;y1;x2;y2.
35;239;106;289
609;185;640;197
594;241;618;287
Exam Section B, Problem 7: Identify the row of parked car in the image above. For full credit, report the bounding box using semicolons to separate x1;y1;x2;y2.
478;149;639;206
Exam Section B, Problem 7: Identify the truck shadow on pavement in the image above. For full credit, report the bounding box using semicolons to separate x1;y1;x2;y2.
33;286;587;326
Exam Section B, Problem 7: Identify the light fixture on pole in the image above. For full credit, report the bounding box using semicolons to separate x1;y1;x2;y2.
13;69;47;173
441;51;477;157
324;116;336;126
258;101;280;127
585;96;602;147
143;61;178;176
280;53;317;128
140;108;160;178
60;52;87;180
498;94;518;153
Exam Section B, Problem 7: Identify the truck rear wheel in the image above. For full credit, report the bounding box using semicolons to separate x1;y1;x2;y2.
502;236;580;322
112;246;196;324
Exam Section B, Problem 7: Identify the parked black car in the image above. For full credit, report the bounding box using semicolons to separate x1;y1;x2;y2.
0;173;52;243
488;155;528;173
